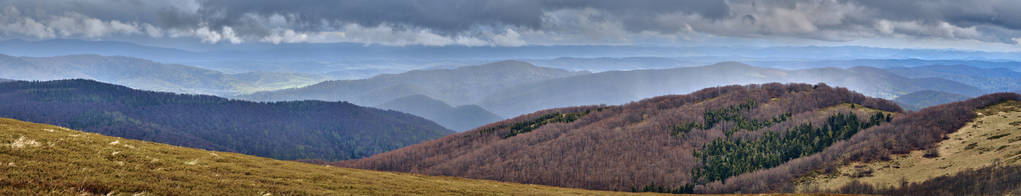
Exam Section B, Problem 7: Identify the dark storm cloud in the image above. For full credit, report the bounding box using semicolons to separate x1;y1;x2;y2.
0;0;1019;46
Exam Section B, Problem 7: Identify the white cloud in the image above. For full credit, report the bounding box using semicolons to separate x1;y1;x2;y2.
490;29;525;47
1014;37;1021;46
193;26;242;44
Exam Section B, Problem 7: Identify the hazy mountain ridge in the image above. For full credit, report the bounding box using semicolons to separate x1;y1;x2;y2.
0;54;327;96
377;94;504;132
894;90;971;111
246;61;984;118
480;62;982;117
886;64;1021;93
522;57;695;72
0;79;452;161
242;60;589;106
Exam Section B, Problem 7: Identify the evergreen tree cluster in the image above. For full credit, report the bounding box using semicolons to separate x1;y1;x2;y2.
502;109;593;138
692;112;891;183
670;101;792;137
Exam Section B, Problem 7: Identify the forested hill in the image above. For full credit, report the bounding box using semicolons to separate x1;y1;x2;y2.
338;83;904;192
0;79;452;161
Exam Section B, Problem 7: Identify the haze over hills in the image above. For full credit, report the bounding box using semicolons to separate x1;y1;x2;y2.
894;90;972;111
377;94;504;132
522;57;696;72
479;62;983;117
0;54;327;96
886;64;1021;93
242;60;589;106
0;79;452;161
0;118;634;195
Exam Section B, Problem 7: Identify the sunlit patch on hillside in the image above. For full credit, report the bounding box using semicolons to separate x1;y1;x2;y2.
798;100;1021;191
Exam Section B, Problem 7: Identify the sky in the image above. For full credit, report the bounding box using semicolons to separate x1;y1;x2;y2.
2;0;1021;52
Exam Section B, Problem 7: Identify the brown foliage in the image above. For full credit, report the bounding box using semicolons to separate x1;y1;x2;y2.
335;83;905;192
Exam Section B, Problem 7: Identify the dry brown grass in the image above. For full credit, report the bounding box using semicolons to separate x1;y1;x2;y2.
797;100;1021;191
0;118;665;195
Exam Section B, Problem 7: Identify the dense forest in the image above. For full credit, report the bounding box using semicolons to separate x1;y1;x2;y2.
693;111;890;184
0;79;452;160
337;83;905;192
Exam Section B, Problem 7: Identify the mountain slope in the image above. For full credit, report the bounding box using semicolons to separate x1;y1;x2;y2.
241;60;588;106
480;62;982;117
894;90;971;111
378;94;503;132
886;64;1021;92
0;54;325;96
0;118;638;195
339;83;903;192
0;79;452;161
798;100;1021;193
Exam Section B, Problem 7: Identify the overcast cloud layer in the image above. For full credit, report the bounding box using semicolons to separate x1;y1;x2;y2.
1;0;1020;49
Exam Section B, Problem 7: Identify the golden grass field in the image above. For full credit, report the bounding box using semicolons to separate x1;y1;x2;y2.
0;118;664;195
797;100;1021;191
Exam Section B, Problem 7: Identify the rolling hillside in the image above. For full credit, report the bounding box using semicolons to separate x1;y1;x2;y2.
378;95;504;132
0;79;452;161
241;60;589;106
339;83;905;192
0;118;640;195
341;82;1020;194
894;90;971;111
0;54;326;96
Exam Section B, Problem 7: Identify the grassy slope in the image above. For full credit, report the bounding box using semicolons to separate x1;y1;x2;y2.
798;100;1021;191
0;118;645;195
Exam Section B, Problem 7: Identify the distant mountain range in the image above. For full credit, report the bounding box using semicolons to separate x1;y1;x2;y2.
242;60;588;106
0;79;452;160
894;90;972;111
377;94;503;132
0;54;326;96
478;62;982;116
244;61;985;117
4;39;1020;74
522;57;696;72
886;64;1021;93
